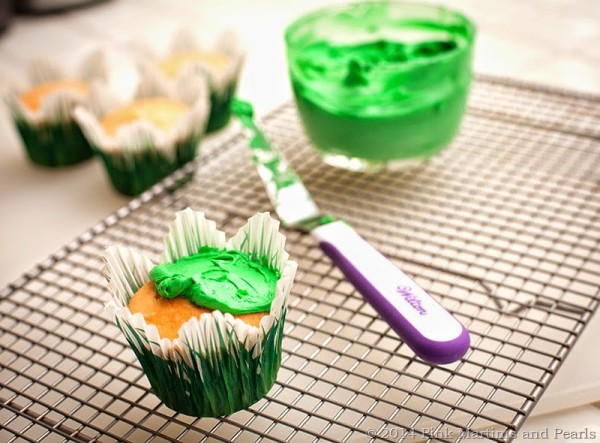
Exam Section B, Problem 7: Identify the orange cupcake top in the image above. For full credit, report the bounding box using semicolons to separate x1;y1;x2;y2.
128;281;267;340
100;98;190;136
158;51;230;79
20;80;89;112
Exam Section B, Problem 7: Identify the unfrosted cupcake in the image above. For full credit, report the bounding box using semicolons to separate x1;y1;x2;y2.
4;51;106;166
136;29;244;132
103;209;297;417
74;70;209;196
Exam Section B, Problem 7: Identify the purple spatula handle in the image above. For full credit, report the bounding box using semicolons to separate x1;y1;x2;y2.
312;221;470;365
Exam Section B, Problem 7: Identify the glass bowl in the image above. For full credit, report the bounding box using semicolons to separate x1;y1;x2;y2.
285;1;475;172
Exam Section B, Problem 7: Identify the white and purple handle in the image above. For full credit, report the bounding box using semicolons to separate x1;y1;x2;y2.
312;221;470;365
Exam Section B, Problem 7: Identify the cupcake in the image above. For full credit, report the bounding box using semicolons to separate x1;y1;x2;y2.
136;29;244;132
4;51;107;167
74;70;209;196
103;209;297;417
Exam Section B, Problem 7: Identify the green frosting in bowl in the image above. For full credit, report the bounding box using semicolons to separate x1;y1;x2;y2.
149;247;281;315
285;1;475;168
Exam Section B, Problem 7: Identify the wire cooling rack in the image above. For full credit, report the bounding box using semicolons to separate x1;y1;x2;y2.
1;76;599;443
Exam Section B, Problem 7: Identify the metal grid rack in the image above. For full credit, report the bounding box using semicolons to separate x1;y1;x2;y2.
1;76;599;443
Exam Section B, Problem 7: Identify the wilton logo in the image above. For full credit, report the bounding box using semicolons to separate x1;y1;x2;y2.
396;286;427;315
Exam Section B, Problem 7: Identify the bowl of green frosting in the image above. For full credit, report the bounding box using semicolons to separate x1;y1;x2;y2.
285;1;476;172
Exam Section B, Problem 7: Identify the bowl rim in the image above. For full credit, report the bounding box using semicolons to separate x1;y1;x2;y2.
284;0;476;71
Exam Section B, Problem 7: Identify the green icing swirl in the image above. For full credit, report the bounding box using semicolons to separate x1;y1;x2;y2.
149;247;281;315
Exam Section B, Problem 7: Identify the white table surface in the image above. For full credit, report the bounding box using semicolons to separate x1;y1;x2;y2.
1;0;599;439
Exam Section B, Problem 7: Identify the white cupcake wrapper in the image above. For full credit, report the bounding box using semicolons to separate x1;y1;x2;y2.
87;81;120;118
78;49;109;84
135;68;173;100
103;209;297;366
73;72;209;157
161;209;227;262
5;50;108;125
135;29;245;96
135;65;210;109
28;58;66;86
170;28;201;54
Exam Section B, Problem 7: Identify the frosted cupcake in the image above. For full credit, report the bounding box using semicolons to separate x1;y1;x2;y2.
136;29;244;132
74;70;209;196
4;51;106;167
103;209;297;417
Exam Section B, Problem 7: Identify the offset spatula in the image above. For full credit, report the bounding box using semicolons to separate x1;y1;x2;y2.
232;99;470;364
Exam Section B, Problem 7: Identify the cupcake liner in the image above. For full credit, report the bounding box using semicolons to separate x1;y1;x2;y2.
206;82;238;133
12;117;93;167
103;209;297;417
28;58;66;86
168;29;244;96
134;29;245;132
4;50;107;167
93;134;201;196
74;72;210;196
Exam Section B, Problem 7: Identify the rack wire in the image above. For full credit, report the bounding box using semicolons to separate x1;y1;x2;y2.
1;75;599;442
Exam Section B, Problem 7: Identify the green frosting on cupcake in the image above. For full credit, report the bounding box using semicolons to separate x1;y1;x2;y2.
149;247;281;315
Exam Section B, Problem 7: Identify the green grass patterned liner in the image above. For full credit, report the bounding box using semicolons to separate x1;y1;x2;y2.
116;310;286;416
206;82;237;132
4;52;106;167
103;209;297;417
13;117;93;167
133;29;245;133
92;134;201;196
74;71;210;196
